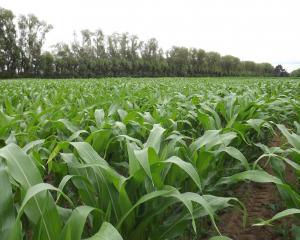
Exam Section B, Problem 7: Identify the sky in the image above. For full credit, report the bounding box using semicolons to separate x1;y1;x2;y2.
2;0;300;72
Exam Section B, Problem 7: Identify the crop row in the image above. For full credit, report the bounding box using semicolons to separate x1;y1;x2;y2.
0;78;299;239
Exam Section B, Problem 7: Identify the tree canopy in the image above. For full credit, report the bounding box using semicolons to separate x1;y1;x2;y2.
291;68;300;77
0;7;291;78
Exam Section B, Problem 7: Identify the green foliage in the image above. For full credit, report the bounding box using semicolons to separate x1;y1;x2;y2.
253;122;300;229
291;68;300;77
0;77;299;239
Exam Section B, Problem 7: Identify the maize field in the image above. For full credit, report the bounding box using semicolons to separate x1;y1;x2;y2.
0;77;300;239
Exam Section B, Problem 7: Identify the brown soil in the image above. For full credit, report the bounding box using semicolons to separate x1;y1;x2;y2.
218;180;281;240
216;133;297;240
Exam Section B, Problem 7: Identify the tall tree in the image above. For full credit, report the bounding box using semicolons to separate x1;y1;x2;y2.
0;7;19;77
196;49;207;75
141;38;164;76
205;52;221;76
257;63;274;76
40;51;54;77
128;34;142;75
241;61;256;76
78;29;96;77
107;33;122;76
274;64;289;77
221;55;241;76
17;14;52;76
52;42;75;77
94;29;108;76
167;47;190;76
291;68;300;77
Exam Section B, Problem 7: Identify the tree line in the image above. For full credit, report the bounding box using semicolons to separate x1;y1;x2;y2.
0;7;290;78
291;68;300;77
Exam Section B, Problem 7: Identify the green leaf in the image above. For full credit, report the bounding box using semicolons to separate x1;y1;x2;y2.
117;187;197;233
59;206;97;240
217;170;283;186
70;142;129;222
247;119;269;134
0;163;15;239
144;124;165;153
23;139;45;153
0;144;62;240
277;124;300;149
56;175;94;203
209;236;232;240
0;144;42;216
134;148;153;184
17;183;73;221
126;140;141;177
117;188;175;228
164;156;202;192
68;130;88;142
253;208;300;226
83;222;123;240
95;109;105;127
57;119;80;133
217;146;249;169
190;130;220;153
70;142;108;166
0;111;14;126
183;192;220;234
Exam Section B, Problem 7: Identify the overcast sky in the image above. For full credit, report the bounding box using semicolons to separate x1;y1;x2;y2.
2;0;300;72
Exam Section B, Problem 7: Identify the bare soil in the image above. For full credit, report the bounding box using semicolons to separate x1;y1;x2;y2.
216;133;297;240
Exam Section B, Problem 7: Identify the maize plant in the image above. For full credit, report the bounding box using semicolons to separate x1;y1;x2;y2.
0;78;299;239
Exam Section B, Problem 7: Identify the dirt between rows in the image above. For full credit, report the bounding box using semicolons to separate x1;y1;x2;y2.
218;179;281;239
215;134;297;240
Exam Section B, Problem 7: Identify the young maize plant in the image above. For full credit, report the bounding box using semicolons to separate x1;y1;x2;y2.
0;78;299;239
